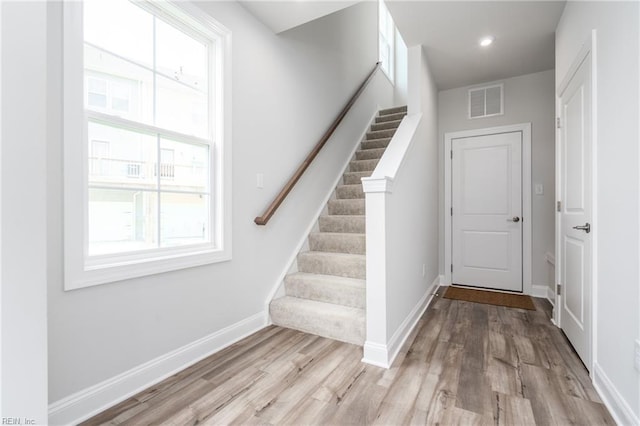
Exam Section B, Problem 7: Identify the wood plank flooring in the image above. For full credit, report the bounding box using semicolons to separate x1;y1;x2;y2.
82;288;613;425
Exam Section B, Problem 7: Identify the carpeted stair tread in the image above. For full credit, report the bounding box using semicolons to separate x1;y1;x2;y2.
318;215;365;233
360;138;391;150
366;129;396;140
297;251;366;279
270;296;365;345
328;199;365;215
350;158;379;172
379;105;407;115
375;112;406;123
284;272;365;309
309;232;365;254
343;171;372;185
370;120;402;132
356;148;386;161
335;184;365;199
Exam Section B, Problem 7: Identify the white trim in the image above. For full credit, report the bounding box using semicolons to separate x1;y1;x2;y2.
531;285;549;298
362;275;439;368
63;1;233;290
362;176;394;193
263;109;379;310
593;363;640;426
444;123;533;295
546;286;556;307
555;31;597;374
48;311;267;426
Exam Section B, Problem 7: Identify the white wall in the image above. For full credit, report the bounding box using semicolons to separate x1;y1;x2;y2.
556;2;640;423
363;45;438;367
46;0;393;418
387;46;439;336
0;2;49;423
438;70;556;294
394;29;409;106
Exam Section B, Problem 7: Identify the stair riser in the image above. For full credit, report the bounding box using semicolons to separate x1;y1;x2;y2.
370;120;401;131
366;129;395;140
284;277;365;309
269;302;365;345
328;200;365;215
350;159;379;172
318;216;365;233
298;254;365;279
355;148;385;161
309;233;365;255
375;112;406;123
342;172;370;185
335;185;364;200
360;139;391;150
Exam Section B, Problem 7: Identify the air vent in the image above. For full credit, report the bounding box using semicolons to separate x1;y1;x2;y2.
468;83;503;119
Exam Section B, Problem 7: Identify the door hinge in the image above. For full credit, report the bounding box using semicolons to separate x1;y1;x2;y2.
451;264;453;273
451;207;453;216
556;117;561;129
450;150;453;159
557;284;562;295
557;201;562;212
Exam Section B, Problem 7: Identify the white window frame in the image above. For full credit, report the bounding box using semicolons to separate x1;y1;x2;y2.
63;1;232;290
378;0;395;84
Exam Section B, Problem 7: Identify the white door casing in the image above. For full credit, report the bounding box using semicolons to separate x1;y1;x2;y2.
444;123;532;295
556;38;594;370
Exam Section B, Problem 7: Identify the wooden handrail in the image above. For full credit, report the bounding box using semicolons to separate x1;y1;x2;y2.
254;62;382;226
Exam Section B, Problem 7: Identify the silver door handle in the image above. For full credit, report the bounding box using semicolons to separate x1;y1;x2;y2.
573;223;591;233
507;216;520;223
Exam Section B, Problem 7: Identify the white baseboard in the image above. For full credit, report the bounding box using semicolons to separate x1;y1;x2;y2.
593;362;640;426
48;311;268;426
531;284;550;298
546;286;556;307
362;275;439;368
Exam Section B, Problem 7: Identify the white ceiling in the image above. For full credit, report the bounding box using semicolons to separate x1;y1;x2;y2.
238;1;566;90
387;1;566;90
239;1;359;34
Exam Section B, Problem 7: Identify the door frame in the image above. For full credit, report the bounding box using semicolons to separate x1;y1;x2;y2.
555;31;597;374
444;123;532;294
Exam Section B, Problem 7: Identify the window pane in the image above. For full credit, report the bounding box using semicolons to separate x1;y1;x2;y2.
160;138;209;191
85;44;153;123
156;17;208;91
160;193;209;248
156;74;208;138
84;0;153;69
88;122;157;187
89;189;158;256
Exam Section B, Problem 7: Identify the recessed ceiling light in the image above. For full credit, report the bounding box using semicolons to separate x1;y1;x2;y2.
480;36;495;47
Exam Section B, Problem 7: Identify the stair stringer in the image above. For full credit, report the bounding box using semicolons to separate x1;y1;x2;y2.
264;108;381;319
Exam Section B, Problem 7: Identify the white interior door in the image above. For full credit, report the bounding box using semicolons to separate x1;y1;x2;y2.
452;132;523;292
559;51;592;369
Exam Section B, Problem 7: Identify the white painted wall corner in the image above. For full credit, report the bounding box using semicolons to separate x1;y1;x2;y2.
593;362;640;426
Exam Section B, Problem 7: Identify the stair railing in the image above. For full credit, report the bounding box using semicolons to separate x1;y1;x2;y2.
254;62;382;225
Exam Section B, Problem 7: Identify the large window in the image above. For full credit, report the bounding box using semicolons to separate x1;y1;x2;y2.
64;0;231;289
379;0;395;82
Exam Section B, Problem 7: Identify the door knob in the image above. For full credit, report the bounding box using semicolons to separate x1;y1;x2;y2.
573;223;591;233
508;216;520;222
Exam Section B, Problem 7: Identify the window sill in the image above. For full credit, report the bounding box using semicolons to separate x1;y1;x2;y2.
65;247;231;291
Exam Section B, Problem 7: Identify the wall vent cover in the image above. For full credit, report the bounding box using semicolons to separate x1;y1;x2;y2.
468;83;503;119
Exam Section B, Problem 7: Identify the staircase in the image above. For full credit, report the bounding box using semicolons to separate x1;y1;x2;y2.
269;106;408;345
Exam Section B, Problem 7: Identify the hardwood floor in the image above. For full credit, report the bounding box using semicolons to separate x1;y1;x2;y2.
82;289;614;425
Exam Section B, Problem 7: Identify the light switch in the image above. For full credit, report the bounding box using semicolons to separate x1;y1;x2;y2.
257;173;264;189
535;183;544;195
